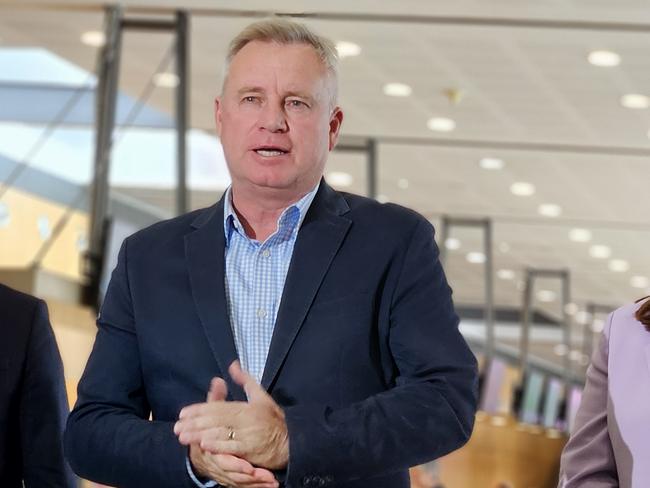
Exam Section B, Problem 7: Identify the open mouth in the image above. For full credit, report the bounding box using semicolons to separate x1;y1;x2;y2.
254;146;290;157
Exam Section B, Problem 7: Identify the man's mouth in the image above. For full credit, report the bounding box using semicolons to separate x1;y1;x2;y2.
254;146;289;157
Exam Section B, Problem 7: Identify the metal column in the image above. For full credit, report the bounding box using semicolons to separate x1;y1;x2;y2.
84;5;122;308
439;217;495;362
175;11;189;215
520;269;572;387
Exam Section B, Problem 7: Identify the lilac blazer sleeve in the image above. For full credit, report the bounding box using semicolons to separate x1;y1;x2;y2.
558;313;618;487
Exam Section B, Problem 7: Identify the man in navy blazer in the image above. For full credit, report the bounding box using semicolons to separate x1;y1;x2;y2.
0;283;76;487
65;18;477;488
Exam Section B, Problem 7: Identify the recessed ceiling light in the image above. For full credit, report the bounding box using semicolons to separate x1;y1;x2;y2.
510;182;535;197
588;50;621;67
591;318;605;333
445;237;461;250
564;302;579;315
569;228;592;243
497;269;515;280
537;290;557;302
575;310;592;325
466;252;486;264
621;93;650;109
608;259;630;272
335;41;361;58
479;157;505;170
0;202;10;228
427;117;456;133
589;244;611;259
553;344;568;356
569;349;583;362
383;82;412;97
326;171;353;187
631;275;650;289
538;203;562;217
376;194;389;203
81;30;106;47
397;178;409;189
153;72;179;88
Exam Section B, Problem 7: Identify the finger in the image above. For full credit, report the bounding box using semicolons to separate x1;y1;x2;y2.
179;426;232;446
207;377;228;402
179;400;246;420
252;467;279;483
200;439;245;456
213;454;254;475
228;360;270;404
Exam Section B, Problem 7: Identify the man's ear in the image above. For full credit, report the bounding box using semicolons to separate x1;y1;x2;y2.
214;97;223;137
328;107;344;151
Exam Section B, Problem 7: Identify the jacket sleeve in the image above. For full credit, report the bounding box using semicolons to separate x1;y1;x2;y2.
20;300;77;488
283;218;478;486
558;312;617;487
64;239;194;488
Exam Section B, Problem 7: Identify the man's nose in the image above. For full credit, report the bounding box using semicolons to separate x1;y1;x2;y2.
258;103;288;133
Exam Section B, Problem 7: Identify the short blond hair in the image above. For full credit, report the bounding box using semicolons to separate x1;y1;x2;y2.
222;17;339;104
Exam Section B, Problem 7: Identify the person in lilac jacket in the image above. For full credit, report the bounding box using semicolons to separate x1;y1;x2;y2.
559;297;650;487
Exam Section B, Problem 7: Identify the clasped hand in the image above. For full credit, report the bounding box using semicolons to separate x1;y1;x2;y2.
174;361;289;488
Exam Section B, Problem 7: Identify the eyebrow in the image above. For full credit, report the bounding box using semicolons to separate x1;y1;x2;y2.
236;86;317;104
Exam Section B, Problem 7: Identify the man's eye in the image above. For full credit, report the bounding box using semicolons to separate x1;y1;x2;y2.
242;96;258;103
287;99;307;108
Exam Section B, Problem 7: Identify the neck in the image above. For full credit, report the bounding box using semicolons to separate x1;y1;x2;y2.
230;183;313;242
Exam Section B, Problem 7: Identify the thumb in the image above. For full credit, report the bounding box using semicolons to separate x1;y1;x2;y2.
206;377;228;402
228;360;272;404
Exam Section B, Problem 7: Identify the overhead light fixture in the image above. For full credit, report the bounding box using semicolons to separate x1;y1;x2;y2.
326;171;353;187
569;350;583;362
427;117;456;133
553;344;568;356
608;259;630;272
397;178;409;189
383;82;412;97
479;157;505;170
631;275;650;289
497;269;515;280
153;72;179;88
81;30;106;47
588;50;621;67
510;182;535;197
575;310;592;325
569;228;592;243
538;203;562;217
335;41;361;58
589;244;611;259
444;237;461;250
621;93;650;109
376;194;389;203
591;318;605;333
0;202;9;228
537;290;557;303
564;302;579;315
466;252;486;264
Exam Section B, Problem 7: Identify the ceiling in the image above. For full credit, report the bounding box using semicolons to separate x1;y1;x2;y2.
2;0;650;366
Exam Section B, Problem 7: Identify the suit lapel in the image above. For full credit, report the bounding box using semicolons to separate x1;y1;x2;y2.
185;200;246;401
261;184;351;390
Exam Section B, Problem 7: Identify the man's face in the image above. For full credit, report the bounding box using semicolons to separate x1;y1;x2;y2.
215;40;343;195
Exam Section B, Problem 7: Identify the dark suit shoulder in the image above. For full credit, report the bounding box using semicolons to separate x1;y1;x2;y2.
124;204;216;252
0;283;41;325
339;191;432;233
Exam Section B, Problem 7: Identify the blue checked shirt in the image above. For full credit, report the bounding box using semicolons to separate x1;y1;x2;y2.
223;183;319;382
187;183;319;487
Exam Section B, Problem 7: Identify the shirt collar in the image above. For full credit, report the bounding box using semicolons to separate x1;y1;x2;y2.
223;182;320;247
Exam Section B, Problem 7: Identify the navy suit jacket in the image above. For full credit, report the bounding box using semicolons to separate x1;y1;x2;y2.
0;284;76;488
65;183;477;488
